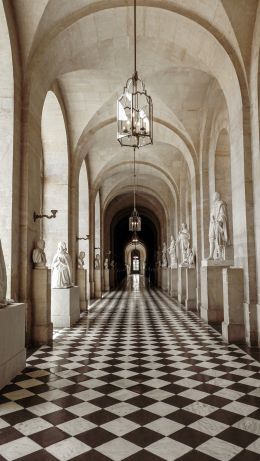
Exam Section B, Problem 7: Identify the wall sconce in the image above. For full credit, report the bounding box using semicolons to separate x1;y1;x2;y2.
76;235;90;241
33;210;58;222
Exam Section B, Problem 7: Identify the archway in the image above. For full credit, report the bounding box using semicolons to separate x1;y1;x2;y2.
41;90;69;266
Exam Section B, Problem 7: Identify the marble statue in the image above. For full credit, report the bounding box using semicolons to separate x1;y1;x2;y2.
51;242;73;289
111;260;115;269
0;239;7;306
207;192;229;261
95;254;100;269
32;239;47;269
177;223;190;265
156;250;161;267
168;235;177;268
77;251;85;269
104;258;109;270
162;242;168;267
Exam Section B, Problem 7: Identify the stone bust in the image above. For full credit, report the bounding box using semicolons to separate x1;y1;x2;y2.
32;239;47;269
51;241;73;289
207;191;229;261
0;239;7;306
78;251;85;269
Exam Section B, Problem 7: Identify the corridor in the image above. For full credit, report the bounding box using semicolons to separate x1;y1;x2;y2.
0;282;259;461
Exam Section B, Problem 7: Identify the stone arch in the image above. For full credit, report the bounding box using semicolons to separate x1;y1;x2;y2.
0;3;14;298
41;90;69;265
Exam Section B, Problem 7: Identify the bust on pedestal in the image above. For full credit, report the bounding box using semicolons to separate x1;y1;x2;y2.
77;251;88;311
94;254;101;298
161;242;168;291
104;258;110;291
51;242;80;327
32;239;52;344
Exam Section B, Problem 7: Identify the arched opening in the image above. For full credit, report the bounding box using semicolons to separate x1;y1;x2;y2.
78;160;89;271
0;3;14;298
125;242;147;276
214;128;234;260
41;91;69;266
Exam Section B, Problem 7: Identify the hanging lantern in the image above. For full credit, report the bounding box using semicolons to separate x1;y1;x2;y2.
129;209;141;232
117;0;153;149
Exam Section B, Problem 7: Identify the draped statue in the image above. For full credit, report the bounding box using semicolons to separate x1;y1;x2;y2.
51;242;73;289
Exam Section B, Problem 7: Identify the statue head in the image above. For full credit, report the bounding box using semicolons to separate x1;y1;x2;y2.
58;241;67;253
79;251;85;259
37;239;45;250
213;191;220;202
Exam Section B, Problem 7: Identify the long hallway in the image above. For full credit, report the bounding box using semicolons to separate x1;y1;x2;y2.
0;281;259;461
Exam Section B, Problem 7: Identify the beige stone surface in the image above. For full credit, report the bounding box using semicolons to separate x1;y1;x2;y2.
0;304;26;390
77;268;88;311
51;286;80;328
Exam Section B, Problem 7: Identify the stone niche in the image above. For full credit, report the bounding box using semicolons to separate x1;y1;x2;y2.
0;303;26;390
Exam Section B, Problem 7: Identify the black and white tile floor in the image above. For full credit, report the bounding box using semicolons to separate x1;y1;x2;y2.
0;276;260;461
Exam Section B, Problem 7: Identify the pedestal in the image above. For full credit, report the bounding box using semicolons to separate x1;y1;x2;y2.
201;259;233;323
161;267;168;292
0;303;26;390
77;268;88;311
110;269;115;290
51;286;80;327
178;266;186;304
222;268;245;344
185;267;197;310
170;267;178;297
157;266;161;288
94;269;102;298
104;270;110;291
32;268;53;345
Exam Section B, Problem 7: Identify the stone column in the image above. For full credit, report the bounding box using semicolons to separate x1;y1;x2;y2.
167;268;171;295
157;266;161;288
170;267;178;298
94;269;102;298
32;268;53;345
77;268;88;311
161;267;168;292
178;266;186;304
222;267;245;344
200;259;233;323
104;269;110;291
185;267;197;310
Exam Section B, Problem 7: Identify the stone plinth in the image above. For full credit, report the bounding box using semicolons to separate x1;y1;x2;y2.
178;266;186;304
110;269;115;290
157;267;161;288
185;267;197;310
0;303;26;390
94;269;102;298
32;268;53;345
104;270;110;291
170;267;178;297
51;286;80;327
222;268;245;344
201;259;233;323
77;268;88;311
161;267;168;292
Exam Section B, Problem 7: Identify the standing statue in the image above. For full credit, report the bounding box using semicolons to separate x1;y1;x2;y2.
32;239;47;269
168;235;177;268
162;242;168;267
177;223;191;265
77;251;85;269
104;258;109;270
207;192;229;261
0;239;7;306
95;254;101;269
51;242;73;289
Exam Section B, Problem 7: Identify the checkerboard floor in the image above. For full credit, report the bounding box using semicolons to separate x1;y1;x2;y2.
0;279;260;461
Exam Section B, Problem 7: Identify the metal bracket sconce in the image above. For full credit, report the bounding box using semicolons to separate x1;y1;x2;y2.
76;235;90;241
33;209;58;222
